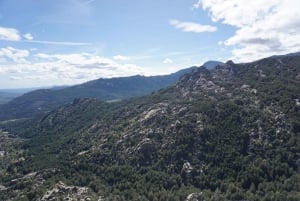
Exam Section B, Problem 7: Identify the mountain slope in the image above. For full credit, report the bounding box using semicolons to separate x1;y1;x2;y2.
0;88;40;104
0;67;197;120
0;91;19;104
1;54;300;200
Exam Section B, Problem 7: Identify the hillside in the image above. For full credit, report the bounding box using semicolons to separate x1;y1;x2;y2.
0;54;299;200
0;92;19;104
0;88;46;104
0;67;196;121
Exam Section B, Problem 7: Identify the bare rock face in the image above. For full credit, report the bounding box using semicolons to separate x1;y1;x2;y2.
185;192;204;201
0;185;7;191
137;138;155;152
182;162;193;174
40;181;97;201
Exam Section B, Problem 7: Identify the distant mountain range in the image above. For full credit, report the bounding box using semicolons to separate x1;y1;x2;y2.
0;91;20;105
0;66;197;120
0;87;67;104
0;88;39;104
1;53;299;200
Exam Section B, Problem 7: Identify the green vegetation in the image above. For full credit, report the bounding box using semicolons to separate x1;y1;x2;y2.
0;92;20;104
0;67;196;121
0;55;299;200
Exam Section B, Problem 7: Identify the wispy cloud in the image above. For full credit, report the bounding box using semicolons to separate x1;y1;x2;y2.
84;0;96;5
113;55;131;61
0;26;87;46
24;40;90;46
170;19;217;33
0;26;21;41
23;33;33;40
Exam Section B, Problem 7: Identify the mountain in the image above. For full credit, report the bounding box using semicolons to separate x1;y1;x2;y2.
0;54;299;200
202;60;224;69
0;88;40;104
0;91;20;105
0;67;197;121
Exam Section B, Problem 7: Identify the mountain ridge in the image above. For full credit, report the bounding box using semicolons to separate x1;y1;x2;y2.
0;54;299;200
0;67;197;121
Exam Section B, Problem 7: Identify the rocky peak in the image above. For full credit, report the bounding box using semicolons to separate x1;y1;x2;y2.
175;66;219;97
202;60;224;69
175;61;241;98
225;60;234;65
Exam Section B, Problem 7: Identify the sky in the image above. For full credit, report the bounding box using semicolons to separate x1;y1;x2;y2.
0;0;300;89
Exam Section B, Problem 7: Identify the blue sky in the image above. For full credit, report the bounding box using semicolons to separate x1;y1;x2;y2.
0;0;299;88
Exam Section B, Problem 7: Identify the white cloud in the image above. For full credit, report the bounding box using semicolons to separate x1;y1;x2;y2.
0;26;87;46
34;53;118;69
0;47;29;63
0;26;21;41
0;50;145;87
23;33;33;40
195;0;300;61
192;1;201;9
163;58;173;64
170;19;217;33
113;55;130;61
